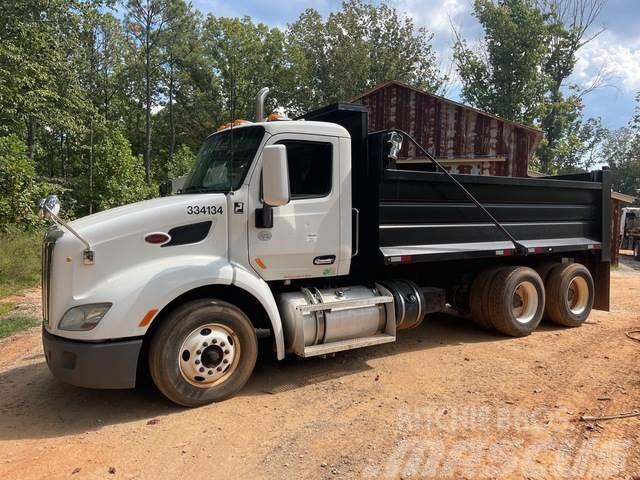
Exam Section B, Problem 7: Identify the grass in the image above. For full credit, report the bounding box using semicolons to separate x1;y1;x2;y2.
0;315;39;339
0;229;42;298
0;303;15;317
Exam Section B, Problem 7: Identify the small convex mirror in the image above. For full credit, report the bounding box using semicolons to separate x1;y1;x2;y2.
38;195;61;219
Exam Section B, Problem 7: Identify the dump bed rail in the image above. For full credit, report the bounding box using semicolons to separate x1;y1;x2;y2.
378;168;611;263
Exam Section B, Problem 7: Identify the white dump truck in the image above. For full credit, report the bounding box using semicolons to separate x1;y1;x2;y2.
40;89;611;406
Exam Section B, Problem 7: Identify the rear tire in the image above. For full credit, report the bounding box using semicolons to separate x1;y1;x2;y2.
534;261;558;283
634;240;640;261
486;266;545;337
149;299;258;407
544;263;594;327
469;266;506;330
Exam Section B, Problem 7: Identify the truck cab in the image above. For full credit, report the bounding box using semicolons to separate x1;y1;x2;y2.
41;90;611;406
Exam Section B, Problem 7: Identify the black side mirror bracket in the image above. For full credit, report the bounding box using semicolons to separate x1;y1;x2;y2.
255;205;273;228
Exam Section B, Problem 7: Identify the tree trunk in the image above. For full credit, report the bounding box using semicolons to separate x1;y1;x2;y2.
26;116;36;160
59;132;65;178
168;61;176;165
89;118;94;215
144;14;152;183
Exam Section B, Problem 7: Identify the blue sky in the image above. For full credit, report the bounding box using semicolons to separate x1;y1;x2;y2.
193;0;640;129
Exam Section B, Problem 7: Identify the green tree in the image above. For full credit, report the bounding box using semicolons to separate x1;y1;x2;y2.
0;0;92;166
285;0;445;115
124;0;175;183
0;135;43;230
161;0;201;165
203;16;286;121
93;129;154;210
166;144;195;179
454;0;606;173
603;127;640;200
453;0;548;124
604;93;640;202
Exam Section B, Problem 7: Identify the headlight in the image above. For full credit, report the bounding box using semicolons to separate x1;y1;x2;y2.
59;303;112;331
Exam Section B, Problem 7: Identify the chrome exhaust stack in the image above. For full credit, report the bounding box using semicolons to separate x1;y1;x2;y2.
255;87;270;122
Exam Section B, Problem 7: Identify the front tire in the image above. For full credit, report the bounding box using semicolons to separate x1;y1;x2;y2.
634;240;640;261
149;299;258;407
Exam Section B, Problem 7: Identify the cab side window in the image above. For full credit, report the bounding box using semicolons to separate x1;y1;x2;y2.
277;140;332;199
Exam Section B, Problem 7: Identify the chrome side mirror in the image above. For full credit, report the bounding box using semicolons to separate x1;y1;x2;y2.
38;195;61;219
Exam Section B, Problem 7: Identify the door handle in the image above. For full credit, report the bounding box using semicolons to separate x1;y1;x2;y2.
313;255;336;265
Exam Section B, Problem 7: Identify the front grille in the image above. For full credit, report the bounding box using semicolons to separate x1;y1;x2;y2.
42;228;62;329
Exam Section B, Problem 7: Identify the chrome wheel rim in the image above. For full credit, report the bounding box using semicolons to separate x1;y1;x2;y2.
512;281;538;324
567;276;589;315
178;323;240;387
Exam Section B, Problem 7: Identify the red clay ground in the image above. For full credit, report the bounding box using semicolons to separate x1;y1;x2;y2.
0;256;638;479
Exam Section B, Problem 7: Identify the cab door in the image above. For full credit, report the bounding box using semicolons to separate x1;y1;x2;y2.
248;134;342;281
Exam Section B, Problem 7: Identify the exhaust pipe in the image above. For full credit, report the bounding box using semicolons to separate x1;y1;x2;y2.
255;87;270;122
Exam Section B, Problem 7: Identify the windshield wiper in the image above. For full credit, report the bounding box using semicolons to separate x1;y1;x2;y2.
181;185;228;194
181;186;211;193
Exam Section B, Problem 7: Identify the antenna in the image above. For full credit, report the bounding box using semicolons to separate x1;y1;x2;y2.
229;58;235;194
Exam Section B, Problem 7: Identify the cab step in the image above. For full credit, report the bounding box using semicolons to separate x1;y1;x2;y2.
301;334;396;357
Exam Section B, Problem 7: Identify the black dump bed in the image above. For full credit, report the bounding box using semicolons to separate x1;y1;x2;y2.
303;103;611;268
376;168;610;263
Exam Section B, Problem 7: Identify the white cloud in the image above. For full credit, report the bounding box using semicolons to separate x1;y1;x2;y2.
391;0;468;36
572;33;640;93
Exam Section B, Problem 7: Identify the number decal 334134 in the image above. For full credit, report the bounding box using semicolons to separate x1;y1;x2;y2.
187;205;223;215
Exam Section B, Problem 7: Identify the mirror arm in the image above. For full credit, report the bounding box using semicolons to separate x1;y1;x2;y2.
255;204;273;229
45;207;95;264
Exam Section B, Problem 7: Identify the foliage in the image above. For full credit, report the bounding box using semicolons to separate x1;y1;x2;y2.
0;316;40;338
603;128;640;198
454;0;548;124
454;0;607;174
93;129;155;210
0;228;43;297
0;303;14;317
0;135;44;230
166;144;195;180
0;0;636;232
285;0;446;115
203;15;286;120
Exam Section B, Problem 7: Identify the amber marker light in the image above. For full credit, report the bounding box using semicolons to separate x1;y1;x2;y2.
139;308;159;327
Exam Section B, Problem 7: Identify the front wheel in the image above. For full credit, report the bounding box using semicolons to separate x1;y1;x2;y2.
149;299;258;407
634;240;640;261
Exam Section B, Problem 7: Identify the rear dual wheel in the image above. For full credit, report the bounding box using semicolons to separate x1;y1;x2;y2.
470;262;595;336
486;267;546;337
544;263;594;327
470;266;545;337
469;266;504;330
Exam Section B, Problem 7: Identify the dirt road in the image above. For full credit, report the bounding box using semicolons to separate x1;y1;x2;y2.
1;258;639;479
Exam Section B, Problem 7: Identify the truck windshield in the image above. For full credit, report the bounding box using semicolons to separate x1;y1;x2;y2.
182;125;265;193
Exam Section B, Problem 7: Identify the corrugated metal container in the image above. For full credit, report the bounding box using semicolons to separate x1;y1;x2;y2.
353;81;542;177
